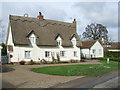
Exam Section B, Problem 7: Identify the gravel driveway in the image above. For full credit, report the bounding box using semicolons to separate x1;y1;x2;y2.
2;60;101;88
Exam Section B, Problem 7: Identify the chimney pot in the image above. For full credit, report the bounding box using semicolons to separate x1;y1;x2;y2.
73;19;77;31
37;12;44;20
39;12;42;15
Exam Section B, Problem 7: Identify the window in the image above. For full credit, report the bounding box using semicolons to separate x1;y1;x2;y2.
30;37;36;44
45;51;50;57
74;51;77;57
92;49;96;54
57;40;62;46
72;40;76;46
60;51;65;57
25;51;30;59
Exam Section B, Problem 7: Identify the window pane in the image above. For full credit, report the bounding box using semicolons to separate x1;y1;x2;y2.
60;51;65;57
45;51;50;57
30;37;35;43
25;51;30;59
72;40;76;45
57;40;61;45
92;49;96;53
74;51;77;57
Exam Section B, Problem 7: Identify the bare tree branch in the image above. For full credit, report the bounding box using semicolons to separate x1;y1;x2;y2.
82;23;109;41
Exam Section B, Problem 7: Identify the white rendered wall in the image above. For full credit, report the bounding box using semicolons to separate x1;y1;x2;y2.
81;41;104;58
90;41;104;58
80;49;90;58
11;44;81;62
6;25;14;63
108;49;120;52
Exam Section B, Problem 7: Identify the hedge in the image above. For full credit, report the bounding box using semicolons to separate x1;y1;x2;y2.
104;51;120;58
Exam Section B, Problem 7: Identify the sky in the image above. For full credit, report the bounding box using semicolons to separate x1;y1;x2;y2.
0;1;118;43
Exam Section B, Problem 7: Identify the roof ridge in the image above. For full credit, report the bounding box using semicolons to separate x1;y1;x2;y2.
10;15;73;24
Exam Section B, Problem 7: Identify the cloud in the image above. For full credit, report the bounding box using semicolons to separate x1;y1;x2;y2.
73;2;118;28
1;2;67;43
1;2;118;43
72;2;118;41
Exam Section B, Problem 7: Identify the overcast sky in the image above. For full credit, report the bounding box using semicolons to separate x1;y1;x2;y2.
0;1;118;43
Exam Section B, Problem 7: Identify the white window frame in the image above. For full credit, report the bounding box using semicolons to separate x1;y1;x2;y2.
25;51;31;59
30;37;36;44
71;37;76;46
92;49;96;54
60;51;65;57
74;51;77;57
57;40;62;46
45;51;51;57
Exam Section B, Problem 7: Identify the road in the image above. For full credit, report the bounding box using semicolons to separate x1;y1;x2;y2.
76;70;119;88
51;70;119;88
93;76;119;88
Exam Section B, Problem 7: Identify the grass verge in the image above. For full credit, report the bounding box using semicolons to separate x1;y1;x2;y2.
32;60;119;76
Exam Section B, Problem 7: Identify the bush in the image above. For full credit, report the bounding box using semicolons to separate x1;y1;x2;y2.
40;59;48;64
80;59;86;62
70;60;76;63
57;54;60;62
96;57;120;62
104;51;120;58
28;60;36;65
19;61;26;65
59;61;69;63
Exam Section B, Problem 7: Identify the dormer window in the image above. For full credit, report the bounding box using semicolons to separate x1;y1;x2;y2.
30;37;36;43
57;40;62;46
55;34;63;46
71;37;76;46
29;34;36;44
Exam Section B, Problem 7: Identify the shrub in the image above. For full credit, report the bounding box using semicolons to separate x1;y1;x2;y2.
96;57;120;62
10;62;13;64
52;56;56;62
80;59;86;62
59;61;69;63
70;60;76;63
104;51;120;58
19;61;26;65
40;59;48;64
57;54;60;62
28;60;36;65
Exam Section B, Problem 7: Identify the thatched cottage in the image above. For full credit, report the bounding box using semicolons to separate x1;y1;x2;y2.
6;12;82;63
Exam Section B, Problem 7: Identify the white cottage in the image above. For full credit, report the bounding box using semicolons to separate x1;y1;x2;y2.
6;12;82;63
81;40;104;58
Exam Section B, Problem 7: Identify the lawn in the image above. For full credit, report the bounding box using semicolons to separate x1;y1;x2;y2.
32;60;119;76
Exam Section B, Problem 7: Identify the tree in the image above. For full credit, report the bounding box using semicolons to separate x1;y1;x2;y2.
82;23;108;41
1;43;7;56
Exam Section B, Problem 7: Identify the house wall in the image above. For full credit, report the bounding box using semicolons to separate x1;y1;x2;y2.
11;44;81;62
81;41;104;58
108;49;120;52
80;49;90;58
7;25;14;63
90;41;104;58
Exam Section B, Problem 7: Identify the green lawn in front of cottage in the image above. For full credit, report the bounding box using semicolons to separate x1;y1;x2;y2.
32;60;119;76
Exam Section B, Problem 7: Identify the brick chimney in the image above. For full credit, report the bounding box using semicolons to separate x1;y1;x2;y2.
73;19;77;31
37;12;44;20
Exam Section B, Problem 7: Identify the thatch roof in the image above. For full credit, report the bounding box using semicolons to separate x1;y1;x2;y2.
9;15;82;47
